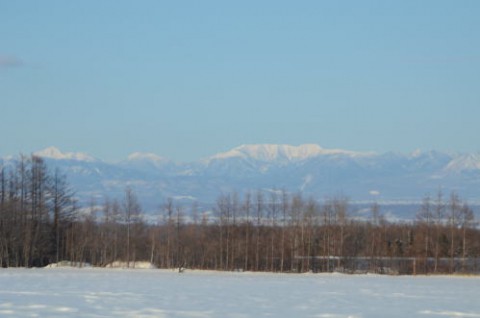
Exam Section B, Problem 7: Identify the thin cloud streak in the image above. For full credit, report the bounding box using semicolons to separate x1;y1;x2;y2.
0;55;24;68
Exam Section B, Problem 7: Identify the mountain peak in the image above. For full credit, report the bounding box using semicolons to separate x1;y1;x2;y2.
209;144;370;162
444;153;480;172
127;152;169;163
410;149;423;158
35;146;64;159
34;147;97;162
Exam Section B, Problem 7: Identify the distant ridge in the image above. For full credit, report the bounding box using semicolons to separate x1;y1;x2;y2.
208;144;372;163
33;146;97;162
3;144;480;212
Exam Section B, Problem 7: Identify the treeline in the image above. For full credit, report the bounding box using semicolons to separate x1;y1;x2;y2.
1;156;479;274
0;155;76;267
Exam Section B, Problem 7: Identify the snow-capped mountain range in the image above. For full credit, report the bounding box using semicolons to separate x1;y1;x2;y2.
34;146;98;162
207;144;370;163
2;144;480;212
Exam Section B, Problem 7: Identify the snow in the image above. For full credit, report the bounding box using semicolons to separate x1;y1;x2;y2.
34;146;97;162
171;195;197;201
0;268;479;317
444;154;480;172
209;144;372;162
106;261;157;269
410;149;423;158
127;152;169;163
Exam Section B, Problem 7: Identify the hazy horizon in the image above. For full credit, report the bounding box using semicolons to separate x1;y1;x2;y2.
2;143;480;163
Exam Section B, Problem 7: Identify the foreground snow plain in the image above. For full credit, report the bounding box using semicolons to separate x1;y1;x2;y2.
0;268;479;318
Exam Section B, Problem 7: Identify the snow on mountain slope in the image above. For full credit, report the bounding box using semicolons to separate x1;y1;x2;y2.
4;145;480;211
444;154;480;172
208;144;371;163
122;152;172;171
127;152;169;163
34;146;97;162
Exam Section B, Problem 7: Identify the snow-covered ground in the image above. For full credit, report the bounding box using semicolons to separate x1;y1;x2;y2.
0;268;479;318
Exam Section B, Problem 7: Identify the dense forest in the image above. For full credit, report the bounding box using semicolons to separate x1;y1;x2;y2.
0;155;479;274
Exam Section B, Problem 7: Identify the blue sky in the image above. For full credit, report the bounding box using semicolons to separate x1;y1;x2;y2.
1;1;479;161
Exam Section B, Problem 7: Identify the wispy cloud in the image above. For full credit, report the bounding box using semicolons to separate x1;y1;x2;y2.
0;55;24;68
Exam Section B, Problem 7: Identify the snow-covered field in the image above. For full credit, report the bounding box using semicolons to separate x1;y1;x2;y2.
0;268;479;318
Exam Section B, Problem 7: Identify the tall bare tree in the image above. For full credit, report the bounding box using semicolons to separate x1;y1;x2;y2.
254;191;263;271
433;189;445;273
448;192;461;273
242;192;251;271
460;202;474;272
123;187;141;268
416;194;433;273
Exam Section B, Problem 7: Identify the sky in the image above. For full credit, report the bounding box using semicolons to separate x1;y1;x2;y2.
1;1;479;162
